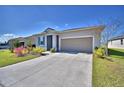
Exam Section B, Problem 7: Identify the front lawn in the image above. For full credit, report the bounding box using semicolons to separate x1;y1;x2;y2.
93;48;124;87
0;50;39;67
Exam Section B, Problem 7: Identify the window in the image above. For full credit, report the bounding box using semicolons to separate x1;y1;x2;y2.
38;37;40;45
38;36;45;45
41;36;45;45
121;39;123;45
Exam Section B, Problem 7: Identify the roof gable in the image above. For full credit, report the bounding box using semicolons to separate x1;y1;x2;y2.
9;25;105;41
61;25;105;33
44;28;57;33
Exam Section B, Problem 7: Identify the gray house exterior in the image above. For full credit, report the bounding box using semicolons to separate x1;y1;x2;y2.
108;35;124;49
35;25;104;53
9;25;105;53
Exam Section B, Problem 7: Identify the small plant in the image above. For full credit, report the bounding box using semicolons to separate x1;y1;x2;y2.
9;40;21;53
22;48;29;55
32;47;45;55
27;46;33;53
95;47;105;58
9;47;14;53
13;40;20;48
14;46;28;57
27;40;32;47
95;46;99;51
50;48;56;53
26;40;33;53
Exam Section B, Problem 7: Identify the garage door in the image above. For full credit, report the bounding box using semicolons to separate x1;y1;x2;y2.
61;37;93;53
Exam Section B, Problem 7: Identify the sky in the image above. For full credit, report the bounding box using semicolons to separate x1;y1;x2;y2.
0;5;124;42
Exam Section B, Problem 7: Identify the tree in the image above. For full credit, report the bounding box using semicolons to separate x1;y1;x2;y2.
13;40;20;48
27;40;32;47
9;39;20;53
100;18;122;55
26;39;33;53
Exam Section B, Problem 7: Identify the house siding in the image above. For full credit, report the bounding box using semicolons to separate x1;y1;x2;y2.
36;35;46;49
59;29;101;50
35;28;102;52
108;39;124;49
9;26;104;52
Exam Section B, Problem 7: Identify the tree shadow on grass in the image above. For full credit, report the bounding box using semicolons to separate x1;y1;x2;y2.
108;49;124;59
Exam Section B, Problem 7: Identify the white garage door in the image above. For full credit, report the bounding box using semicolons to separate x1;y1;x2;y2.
61;37;93;53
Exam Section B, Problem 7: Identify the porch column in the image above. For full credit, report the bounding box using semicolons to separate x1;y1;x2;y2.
59;37;61;51
44;35;47;50
52;35;57;50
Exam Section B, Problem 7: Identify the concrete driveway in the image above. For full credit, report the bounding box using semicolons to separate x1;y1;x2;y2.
0;53;92;87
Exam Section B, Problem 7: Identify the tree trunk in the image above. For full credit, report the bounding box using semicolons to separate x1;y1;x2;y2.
105;43;108;56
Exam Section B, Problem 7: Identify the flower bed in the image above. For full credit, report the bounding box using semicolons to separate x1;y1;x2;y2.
14;46;28;57
14;46;46;57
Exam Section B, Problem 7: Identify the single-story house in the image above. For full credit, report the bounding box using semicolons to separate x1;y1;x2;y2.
9;25;105;53
8;36;37;48
0;42;9;49
108;35;124;49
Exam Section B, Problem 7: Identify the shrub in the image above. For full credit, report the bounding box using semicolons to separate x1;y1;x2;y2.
95;47;105;58
9;40;21;53
27;46;33;53
95;46;99;50
32;47;45;55
27;40;32;47
9;47;14;53
22;48;29;55
13;40;20;48
50;48;56;53
14;46;28;57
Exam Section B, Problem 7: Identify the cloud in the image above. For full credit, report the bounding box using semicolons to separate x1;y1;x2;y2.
3;33;16;37
54;26;59;29
0;33;18;43
65;24;69;26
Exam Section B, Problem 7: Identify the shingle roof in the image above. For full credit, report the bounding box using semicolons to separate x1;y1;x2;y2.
44;28;55;31
61;25;105;33
110;35;124;41
33;25;105;35
9;25;105;41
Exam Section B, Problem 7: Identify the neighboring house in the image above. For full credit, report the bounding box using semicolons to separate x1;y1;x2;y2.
108;35;124;49
0;42;9;49
9;25;105;53
9;36;37;48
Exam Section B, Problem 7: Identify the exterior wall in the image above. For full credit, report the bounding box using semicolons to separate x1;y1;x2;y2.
36;35;46;49
15;37;37;47
9;28;102;52
108;39;124;49
36;29;101;52
36;33;57;50
8;38;25;48
44;35;47;50
52;34;57;49
59;29;101;51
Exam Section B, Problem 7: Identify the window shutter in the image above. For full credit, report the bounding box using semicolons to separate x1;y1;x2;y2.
38;37;40;45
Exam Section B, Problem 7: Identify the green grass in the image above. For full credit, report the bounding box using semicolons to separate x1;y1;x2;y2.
93;48;124;87
0;50;39;67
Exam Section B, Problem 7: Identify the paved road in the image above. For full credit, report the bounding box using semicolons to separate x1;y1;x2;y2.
0;53;92;87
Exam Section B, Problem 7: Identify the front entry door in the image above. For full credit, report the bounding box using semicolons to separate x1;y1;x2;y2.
20;42;25;47
47;35;52;51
